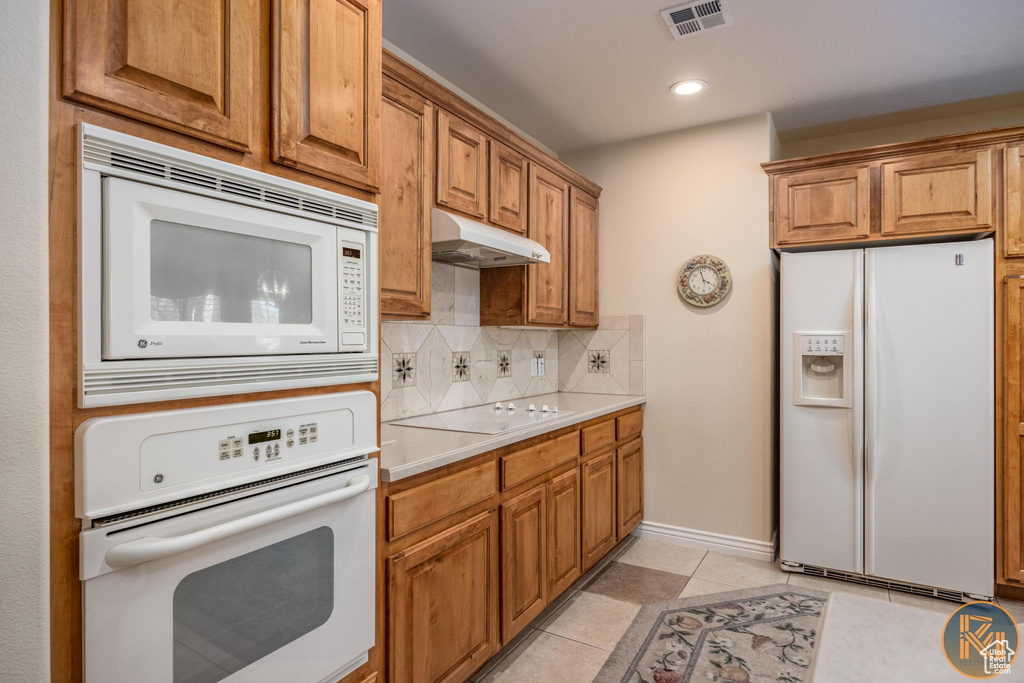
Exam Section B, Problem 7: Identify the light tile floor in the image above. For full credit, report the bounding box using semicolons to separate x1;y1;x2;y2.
473;536;1024;682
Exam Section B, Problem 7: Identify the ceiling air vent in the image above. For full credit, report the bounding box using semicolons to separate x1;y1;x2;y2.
660;0;734;40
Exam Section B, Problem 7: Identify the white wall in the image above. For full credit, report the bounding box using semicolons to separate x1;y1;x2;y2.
563;114;777;543
383;40;559;158
0;3;51;681
780;102;1024;158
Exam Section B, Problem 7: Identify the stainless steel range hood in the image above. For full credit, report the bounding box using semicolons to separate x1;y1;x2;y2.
431;209;549;267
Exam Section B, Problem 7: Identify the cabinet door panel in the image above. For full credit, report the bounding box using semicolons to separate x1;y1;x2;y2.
380;77;432;318
273;0;381;190
774;166;871;245
881;148;993;235
501;485;547;642
1004;278;1024;584
388;511;500;683
1006;144;1024;257
569;188;599;327
547;468;581;598
616;439;643;540
581;450;617;570
489;141;528;233
437;111;487;218
528;164;570;326
63;0;256;150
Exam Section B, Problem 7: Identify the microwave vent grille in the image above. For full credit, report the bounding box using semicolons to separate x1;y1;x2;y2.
82;356;379;405
86;136;378;229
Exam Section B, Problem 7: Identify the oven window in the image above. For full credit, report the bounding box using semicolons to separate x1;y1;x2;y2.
150;220;314;325
172;526;334;683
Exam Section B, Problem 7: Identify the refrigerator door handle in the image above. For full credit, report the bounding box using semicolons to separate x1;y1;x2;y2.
852;253;865;572
864;250;878;576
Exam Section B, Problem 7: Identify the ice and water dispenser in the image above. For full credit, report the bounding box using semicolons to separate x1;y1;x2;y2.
792;333;852;408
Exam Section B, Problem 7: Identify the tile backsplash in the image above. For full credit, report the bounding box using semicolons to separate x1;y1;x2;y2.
380;262;644;422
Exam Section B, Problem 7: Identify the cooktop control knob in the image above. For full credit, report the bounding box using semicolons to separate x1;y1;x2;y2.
494;402;503;411
507;402;516;412
528;404;536;412
553;406;558;414
541;405;550;413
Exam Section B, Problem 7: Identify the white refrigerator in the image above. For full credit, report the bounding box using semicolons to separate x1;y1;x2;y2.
780;239;994;598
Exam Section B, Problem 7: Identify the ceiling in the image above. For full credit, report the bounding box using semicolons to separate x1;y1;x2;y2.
382;0;1024;154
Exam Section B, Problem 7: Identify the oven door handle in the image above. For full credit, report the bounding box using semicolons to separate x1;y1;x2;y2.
104;474;371;568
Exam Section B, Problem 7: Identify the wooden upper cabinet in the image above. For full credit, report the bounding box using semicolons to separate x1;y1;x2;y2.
388;510;500;683
380;77;432;319
1006;144;1024;257
63;0;256;151
616;438;644;540
489;141;528;233
547;468;581;598
272;0;381;191
1004;277;1024;584
774;165;871;246
569;188;600;327
881;148;993;235
500;485;547;642
581;450;617;571
528;164;570;326
437;110;488;218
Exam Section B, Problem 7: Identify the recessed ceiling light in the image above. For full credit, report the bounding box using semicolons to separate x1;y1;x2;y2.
671;79;707;96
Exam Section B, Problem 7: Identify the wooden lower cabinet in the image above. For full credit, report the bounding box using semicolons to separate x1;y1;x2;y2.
388;510;500;683
581;450;618;570
384;411;643;682
616;438;644;540
500;485;548;641
547;468;582;597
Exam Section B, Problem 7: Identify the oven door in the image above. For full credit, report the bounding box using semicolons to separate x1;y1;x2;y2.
103;177;339;359
80;461;376;683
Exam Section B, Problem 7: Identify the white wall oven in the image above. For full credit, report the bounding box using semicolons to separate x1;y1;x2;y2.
76;392;378;683
79;124;379;407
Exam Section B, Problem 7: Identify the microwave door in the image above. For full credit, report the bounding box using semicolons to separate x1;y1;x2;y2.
102;177;340;359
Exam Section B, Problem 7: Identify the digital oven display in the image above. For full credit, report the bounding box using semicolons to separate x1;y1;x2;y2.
248;429;281;445
342;247;361;259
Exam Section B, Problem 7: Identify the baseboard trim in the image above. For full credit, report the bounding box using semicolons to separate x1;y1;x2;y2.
632;521;777;562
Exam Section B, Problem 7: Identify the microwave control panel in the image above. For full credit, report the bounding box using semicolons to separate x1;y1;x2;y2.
340;239;366;348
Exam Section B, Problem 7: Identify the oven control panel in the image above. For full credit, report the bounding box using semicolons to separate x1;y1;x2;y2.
216;422;320;463
139;410;355;493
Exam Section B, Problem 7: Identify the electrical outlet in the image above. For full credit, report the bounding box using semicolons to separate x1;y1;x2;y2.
531;354;545;377
537;356;544;376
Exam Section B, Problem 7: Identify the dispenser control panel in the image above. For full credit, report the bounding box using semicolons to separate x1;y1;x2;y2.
799;334;844;356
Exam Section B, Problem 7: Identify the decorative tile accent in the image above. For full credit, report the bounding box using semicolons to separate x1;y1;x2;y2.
393;353;416;387
452;352;471;382
588;350;610;373
378;285;646;422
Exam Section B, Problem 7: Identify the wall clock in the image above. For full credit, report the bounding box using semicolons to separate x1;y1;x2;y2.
678;254;732;307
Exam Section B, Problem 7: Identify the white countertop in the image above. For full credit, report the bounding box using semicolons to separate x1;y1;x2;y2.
380;392;646;482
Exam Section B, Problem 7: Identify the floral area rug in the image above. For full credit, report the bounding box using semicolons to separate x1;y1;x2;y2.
594;584;828;683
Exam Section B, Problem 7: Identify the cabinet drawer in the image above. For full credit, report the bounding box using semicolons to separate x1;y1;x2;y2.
387;461;497;540
616;411;643;441
501;432;580;490
581;420;615;455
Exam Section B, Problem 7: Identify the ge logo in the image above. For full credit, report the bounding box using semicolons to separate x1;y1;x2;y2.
138;339;148;348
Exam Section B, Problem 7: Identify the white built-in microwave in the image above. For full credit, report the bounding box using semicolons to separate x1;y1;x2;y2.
78;124;379;407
